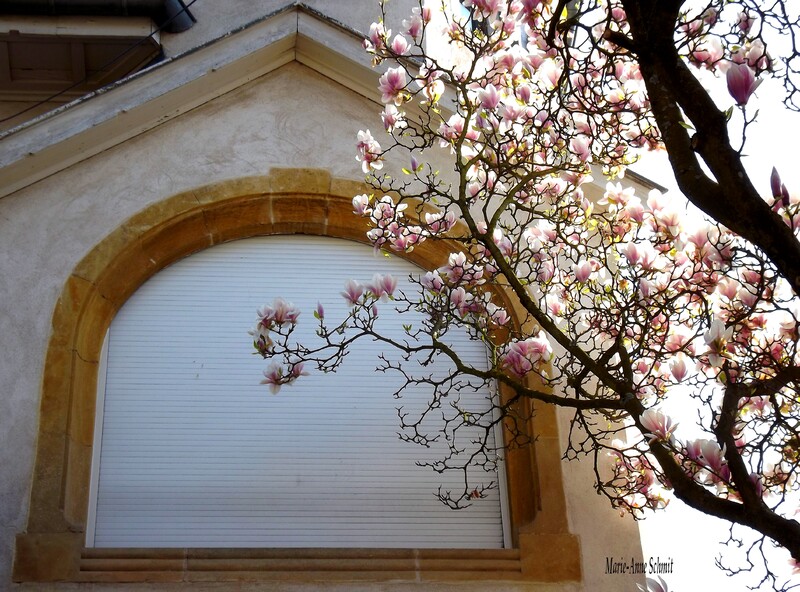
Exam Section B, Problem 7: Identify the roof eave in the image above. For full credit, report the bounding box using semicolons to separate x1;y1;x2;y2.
0;3;381;200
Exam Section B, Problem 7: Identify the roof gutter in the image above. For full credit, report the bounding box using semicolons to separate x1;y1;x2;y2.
0;0;195;33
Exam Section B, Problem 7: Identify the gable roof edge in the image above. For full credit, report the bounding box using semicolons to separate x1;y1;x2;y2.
0;3;381;200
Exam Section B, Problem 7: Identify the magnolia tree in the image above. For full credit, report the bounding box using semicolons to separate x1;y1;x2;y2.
252;0;800;588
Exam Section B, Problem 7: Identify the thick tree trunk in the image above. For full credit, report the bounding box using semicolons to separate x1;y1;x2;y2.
621;0;800;296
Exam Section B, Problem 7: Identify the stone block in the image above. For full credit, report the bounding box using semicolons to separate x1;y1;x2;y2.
139;210;213;273
26;429;69;533
63;439;92;529
122;190;202;236
13;532;81;582
519;532;582;582
68;354;98;446
266;167;331;195
73;290;115;363
329;176;369;199
203;195;273;244
49;274;94;351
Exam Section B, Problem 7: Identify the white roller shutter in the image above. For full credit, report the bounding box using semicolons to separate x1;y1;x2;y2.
87;235;507;548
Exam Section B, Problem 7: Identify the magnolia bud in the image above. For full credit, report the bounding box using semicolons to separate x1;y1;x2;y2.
771;167;782;198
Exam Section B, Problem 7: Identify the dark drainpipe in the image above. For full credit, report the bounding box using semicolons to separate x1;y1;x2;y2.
0;0;196;33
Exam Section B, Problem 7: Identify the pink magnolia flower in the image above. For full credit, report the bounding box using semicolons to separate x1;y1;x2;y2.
640;408;679;442
261;362;307;395
387;225;424;252
420;271;444;293
726;62;761;106
378;67;408;105
546;294;564;317
249;324;273;356
745;40;771;71
355;129;383;173
438;114;479;147
390;34;409;55
367;273;398;301
704;318;733;367
257;298;300;328
463;0;503;18
439;252;484;286
352;193;371;216
701;7;717;25
574;260;594;283
570;135;592;162
486;301;510;326
370;195;406;224
272;298;300;325
600;182;635;207
501;334;553;378
289;361;307;379
537;261;555;283
771;167;783;198
638;278;655;299
690;38;723;69
501;347;532;378
341;279;365;306
670;357;688;382
425;210;456;234
737;12;754;33
260;362;284;395
768;167;791;210
646;189;667;212
625;197;645;223
653;206;682;237
737;283;758;308
538;59;561;89
790;558;800;576
743;394;772;418
516;83;532;104
478;84;500;110
685;439;730;483
381;104;406;132
449;286;472;317
492;228;515;258
402;7;427;41
665;330;693;354
366;21;388;52
714;277;737;300
778;318;798;341
623;243;640;265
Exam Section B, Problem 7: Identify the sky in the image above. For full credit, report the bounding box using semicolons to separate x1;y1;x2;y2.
631;66;800;592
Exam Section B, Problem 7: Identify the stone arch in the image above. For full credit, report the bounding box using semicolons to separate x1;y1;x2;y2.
15;168;580;583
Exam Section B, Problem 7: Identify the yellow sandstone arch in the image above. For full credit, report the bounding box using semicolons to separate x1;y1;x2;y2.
15;168;580;584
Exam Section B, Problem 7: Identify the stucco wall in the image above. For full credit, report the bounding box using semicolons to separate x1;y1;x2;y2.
0;60;644;590
160;1;416;57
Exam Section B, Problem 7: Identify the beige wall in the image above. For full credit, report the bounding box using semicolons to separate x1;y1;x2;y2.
160;1;417;57
0;58;644;590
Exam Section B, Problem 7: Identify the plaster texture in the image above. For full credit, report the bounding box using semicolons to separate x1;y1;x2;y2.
160;1;416;57
557;407;646;591
0;54;644;592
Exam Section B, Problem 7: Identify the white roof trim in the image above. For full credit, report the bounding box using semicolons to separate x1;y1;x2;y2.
0;5;382;200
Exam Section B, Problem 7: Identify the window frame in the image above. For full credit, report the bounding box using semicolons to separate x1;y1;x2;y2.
13;169;581;584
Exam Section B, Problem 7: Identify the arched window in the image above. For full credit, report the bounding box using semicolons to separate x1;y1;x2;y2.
87;235;510;549
15;172;579;583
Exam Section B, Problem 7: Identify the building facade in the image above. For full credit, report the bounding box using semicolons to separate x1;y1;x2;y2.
0;2;648;590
